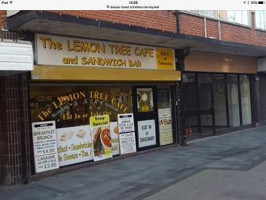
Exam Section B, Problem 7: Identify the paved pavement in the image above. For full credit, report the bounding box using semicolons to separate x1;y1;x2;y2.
1;126;266;200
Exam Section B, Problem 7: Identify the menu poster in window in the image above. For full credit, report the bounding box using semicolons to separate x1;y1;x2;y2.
118;113;135;133
90;115;112;161
56;125;93;166
118;113;136;155
158;108;173;146
110;122;120;156
32;121;59;173
137;120;156;148
119;132;137;155
137;88;154;112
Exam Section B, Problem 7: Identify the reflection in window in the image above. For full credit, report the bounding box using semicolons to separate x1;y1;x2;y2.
30;85;133;128
255;11;266;30
213;74;227;127
226;11;249;26
186;10;250;26
227;75;240;127
240;75;252;125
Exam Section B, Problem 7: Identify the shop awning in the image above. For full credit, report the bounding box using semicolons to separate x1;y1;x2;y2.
0;41;33;72
31;66;181;82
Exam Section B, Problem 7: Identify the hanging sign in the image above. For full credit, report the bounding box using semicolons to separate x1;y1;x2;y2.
90;115;112;161
56;125;93;166
32;121;59;173
118;113;136;155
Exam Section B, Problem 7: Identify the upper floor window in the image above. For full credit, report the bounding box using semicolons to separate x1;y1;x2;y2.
189;10;218;18
186;10;250;26
255;11;266;30
225;11;249;26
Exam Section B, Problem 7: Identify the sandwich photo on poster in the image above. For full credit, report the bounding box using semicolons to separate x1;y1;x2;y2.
56;125;93;166
90;115;112;161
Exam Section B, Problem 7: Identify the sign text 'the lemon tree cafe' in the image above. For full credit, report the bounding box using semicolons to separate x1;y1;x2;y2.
35;34;175;70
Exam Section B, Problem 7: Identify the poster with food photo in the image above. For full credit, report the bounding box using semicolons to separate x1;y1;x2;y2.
90;115;113;161
56;125;93;166
110;122;120;156
158;108;173;146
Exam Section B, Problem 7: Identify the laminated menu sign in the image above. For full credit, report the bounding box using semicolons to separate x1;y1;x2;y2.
119;132;137;155
118;113;136;155
90;115;112;161
32;121;59;173
137;120;156;148
118;113;135;133
56;125;93;166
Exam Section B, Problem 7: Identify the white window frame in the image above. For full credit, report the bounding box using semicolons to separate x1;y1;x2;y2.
255;11;266;30
183;10;251;27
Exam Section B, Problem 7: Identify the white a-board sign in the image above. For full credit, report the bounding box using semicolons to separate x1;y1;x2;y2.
32;121;59;173
118;113;136;155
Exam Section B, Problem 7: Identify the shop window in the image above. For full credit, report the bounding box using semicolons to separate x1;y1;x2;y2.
227;75;240;127
240;75;252;125
30;84;133;167
198;73;211;84
198;74;212;111
212;74;227;127
183;73;197;111
30;85;133;127
182;73;196;83
255;11;266;30
201;114;213;136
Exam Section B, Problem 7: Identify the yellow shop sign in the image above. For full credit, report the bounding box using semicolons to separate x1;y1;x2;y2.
35;34;175;71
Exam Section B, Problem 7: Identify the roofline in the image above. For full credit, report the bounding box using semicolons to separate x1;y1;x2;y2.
6;10;266;55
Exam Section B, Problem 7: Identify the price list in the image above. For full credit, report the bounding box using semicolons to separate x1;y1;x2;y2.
118;113;137;155
32;121;59;173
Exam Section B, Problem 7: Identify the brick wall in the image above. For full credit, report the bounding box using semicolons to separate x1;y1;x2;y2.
0;73;31;185
48;10;177;33
180;12;266;47
0;11;6;28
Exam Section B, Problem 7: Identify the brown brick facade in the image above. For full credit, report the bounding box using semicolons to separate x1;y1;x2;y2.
0;73;31;185
47;10;177;33
179;12;266;47
0;11;6;28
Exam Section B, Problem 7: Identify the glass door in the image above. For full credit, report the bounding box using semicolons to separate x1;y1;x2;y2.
132;86;159;150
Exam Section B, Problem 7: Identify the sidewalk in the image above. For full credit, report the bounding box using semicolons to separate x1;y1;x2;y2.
1;126;266;200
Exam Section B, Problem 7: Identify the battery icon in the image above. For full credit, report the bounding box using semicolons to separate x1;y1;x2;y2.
258;1;265;3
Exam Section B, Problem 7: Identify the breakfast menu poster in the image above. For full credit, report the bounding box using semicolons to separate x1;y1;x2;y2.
90;115;113;161
32;121;59;173
56;125;93;166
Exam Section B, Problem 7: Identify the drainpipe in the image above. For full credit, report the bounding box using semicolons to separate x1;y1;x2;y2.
204;18;208;38
218;21;222;40
175;10;181;34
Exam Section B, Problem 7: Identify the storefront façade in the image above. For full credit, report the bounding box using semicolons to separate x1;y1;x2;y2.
29;34;181;176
